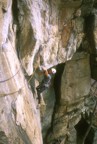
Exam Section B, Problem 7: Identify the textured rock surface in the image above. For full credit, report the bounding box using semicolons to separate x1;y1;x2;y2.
17;0;84;75
1;0;97;144
0;0;42;144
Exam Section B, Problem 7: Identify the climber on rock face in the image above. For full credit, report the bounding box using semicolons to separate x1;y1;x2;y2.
36;66;56;106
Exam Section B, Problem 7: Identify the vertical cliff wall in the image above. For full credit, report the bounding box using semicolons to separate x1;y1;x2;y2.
0;0;42;144
1;0;97;144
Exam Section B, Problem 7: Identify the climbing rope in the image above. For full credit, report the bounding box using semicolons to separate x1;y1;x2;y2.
0;88;23;97
28;72;35;84
0;67;38;97
0;68;20;83
1;44;40;96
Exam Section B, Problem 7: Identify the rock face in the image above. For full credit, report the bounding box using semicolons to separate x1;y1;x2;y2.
0;0;42;144
1;0;97;144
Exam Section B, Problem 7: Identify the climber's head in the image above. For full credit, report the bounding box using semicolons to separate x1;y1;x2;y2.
51;68;56;74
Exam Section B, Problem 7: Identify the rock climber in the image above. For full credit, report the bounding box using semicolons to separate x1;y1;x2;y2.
36;66;56;106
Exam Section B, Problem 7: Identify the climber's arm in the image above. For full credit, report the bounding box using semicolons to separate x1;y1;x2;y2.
44;69;49;77
41;66;49;77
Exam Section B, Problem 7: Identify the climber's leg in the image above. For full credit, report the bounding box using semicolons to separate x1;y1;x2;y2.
40;94;45;105
36;85;46;106
36;84;46;93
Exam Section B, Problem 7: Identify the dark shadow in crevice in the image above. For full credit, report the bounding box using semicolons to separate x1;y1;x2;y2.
12;0;19;24
0;131;9;144
75;117;94;144
77;13;96;54
53;63;65;105
90;54;97;81
76;43;84;52
93;2;97;9
12;0;21;60
44;63;65;143
51;63;65;125
84;14;96;54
